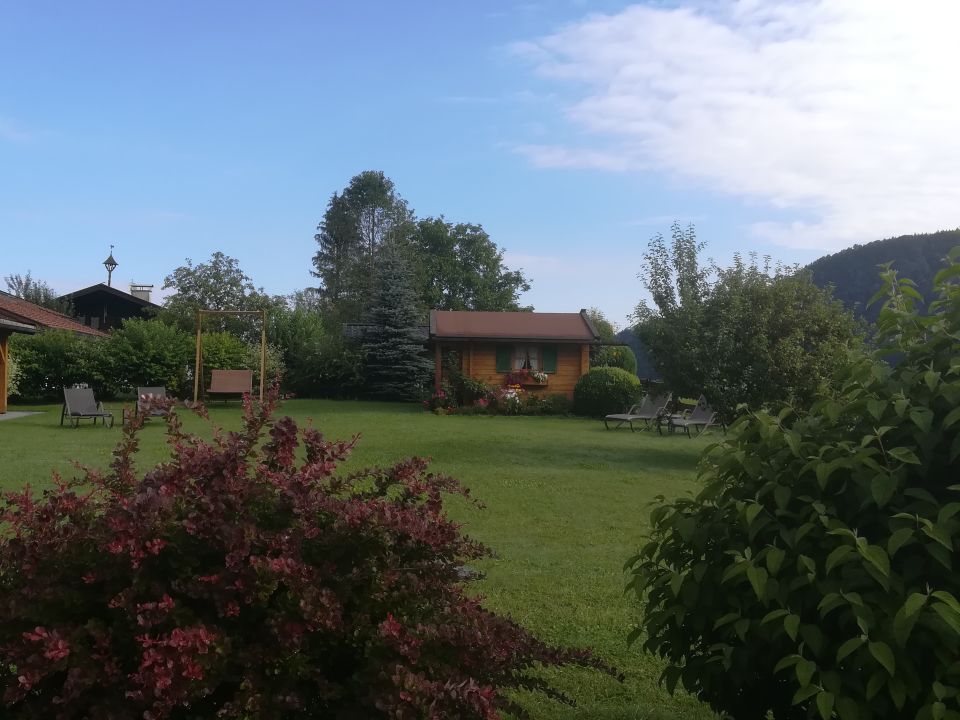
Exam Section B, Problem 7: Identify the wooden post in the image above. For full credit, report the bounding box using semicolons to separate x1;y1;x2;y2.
193;311;203;403
434;343;442;391
466;343;473;377
580;344;590;376
260;310;267;402
0;333;8;414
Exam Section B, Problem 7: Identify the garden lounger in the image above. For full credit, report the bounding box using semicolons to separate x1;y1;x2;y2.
604;392;672;431
137;386;171;417
208;369;253;400
61;386;114;428
659;395;718;437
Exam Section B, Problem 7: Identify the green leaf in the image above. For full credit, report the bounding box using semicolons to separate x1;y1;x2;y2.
939;503;960;523
793;683;821;705
744;502;763;526
836;636;865;663
859;544;890;578
774;654;802;673
932;591;960;614
867;398;887;421
796;658;817;688
785;431;802;457
893;606;918;647
762;608;789;624
784;613;800;641
766;546;786;576
887;527;914;557
747;565;768;601
816;691;835;720
944;405;960;430
910;407;935;433
932;602;960;637
925;370;942;391
888;446;922;465
905;592;928;617
866;671;886;700
871;473;898;507
670;571;685;597
869;641;896;676
836;695;860;720
712;612;740;630
826;545;853;575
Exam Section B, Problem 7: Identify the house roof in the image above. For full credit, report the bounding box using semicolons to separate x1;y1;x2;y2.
430;310;600;343
0;317;36;335
0;291;108;338
59;283;159;308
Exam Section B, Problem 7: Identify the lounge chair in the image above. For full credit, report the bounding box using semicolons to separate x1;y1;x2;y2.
604;392;672;431
659;395;718;437
208;369;253;400
61;386;114;428
137;386;171;417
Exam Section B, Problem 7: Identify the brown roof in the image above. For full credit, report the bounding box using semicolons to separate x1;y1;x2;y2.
430;310;600;342
0;292;108;338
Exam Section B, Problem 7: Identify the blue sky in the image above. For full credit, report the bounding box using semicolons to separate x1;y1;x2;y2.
2;1;957;326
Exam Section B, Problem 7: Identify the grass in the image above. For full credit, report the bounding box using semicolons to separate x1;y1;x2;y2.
0;399;717;720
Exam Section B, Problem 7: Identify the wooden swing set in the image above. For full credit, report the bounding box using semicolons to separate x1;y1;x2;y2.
192;309;267;403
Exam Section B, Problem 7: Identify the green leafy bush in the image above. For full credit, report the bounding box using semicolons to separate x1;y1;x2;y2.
268;306;326;396
573;367;642;417
592;345;638;376
9;331;102;402
627;250;960;720
106;318;193;397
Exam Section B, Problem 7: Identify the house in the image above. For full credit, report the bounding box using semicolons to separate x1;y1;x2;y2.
429;309;601;398
0;292;107;413
59;283;159;332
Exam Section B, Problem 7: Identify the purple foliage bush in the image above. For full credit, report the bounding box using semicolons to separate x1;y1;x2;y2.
0;389;613;719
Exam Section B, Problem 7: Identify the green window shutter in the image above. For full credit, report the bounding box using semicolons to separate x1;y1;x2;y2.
495;345;512;373
541;345;558;373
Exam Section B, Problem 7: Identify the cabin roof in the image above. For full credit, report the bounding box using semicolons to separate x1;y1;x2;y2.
0;291;108;338
430;310;600;343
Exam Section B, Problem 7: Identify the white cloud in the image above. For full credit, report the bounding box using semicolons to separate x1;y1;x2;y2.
515;1;960;250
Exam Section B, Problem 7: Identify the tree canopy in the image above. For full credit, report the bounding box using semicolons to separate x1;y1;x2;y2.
4;271;71;313
160;252;284;337
634;223;861;416
312;171;530;326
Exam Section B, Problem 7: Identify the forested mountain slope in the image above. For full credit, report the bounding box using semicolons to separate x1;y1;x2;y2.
807;229;960;321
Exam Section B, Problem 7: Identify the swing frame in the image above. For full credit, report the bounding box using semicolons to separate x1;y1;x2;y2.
193;310;267;403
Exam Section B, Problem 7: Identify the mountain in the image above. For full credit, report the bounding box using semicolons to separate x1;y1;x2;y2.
807;229;960;322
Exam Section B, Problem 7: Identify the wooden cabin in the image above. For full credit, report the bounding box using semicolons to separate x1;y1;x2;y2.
59;283;160;332
429;310;601;398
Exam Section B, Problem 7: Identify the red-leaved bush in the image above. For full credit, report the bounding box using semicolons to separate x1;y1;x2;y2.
0;388;613;719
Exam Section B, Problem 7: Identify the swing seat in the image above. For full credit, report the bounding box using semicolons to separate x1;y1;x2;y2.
208;369;253;398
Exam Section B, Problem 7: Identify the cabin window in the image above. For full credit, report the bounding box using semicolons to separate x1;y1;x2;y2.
496;344;559;373
513;344;540;370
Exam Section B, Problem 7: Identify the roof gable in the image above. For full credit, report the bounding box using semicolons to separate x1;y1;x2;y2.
0;292;108;338
430;310;599;342
59;283;159;308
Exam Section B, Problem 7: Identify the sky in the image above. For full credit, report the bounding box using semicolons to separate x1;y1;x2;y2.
2;0;958;327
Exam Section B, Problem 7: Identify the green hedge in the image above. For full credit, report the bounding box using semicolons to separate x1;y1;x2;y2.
573;366;642;417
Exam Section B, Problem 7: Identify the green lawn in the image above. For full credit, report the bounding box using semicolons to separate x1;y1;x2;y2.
0;400;717;720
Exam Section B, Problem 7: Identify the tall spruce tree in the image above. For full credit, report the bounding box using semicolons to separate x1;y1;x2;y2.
361;246;433;401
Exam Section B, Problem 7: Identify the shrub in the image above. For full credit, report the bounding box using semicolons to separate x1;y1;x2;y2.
0;387;614;718
9;330;102;402
573;367;642;417
592;344;638;376
244;341;285;391
627;250;960;719
106;318;193;397
268;306;326;396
